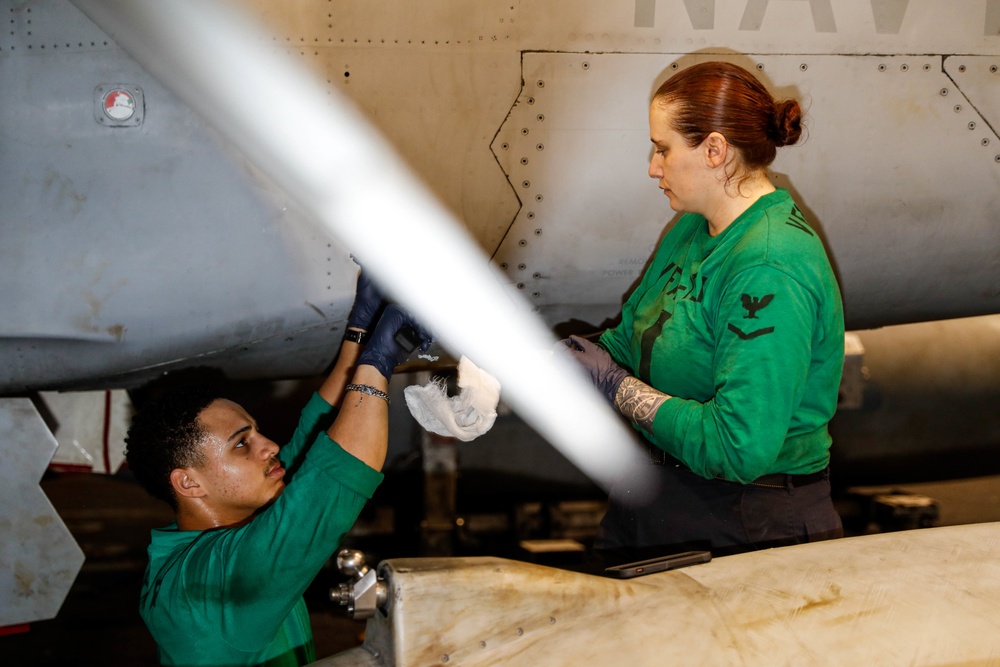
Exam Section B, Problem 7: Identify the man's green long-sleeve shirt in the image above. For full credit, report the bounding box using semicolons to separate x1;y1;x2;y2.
139;393;383;666
600;189;844;483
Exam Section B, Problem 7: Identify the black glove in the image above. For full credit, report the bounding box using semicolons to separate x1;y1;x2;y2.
560;335;629;403
346;267;386;333
358;304;433;379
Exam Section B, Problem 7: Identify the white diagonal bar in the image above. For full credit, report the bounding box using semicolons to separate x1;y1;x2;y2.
69;0;652;493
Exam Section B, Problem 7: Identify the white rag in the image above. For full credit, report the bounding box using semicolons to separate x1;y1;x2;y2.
403;355;501;441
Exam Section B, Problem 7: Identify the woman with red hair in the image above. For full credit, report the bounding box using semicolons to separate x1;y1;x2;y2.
564;61;845;566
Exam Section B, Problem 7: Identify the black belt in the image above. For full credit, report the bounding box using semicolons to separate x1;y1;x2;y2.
744;469;828;489
648;444;828;488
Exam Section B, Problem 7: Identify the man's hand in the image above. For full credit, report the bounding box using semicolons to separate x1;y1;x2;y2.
347;267;386;334
560;335;629;403
358;304;432;379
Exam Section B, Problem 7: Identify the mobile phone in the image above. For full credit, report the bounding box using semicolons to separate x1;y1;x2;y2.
604;550;711;579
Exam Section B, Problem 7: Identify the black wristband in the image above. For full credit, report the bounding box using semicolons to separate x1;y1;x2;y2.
344;329;370;345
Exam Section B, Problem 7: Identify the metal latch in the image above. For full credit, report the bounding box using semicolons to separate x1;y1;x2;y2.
330;549;386;619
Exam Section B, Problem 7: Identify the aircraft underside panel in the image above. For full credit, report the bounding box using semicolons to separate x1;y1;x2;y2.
492;52;1000;330
2;0;999;394
234;0;526;255
240;0;1000;330
0;0;361;392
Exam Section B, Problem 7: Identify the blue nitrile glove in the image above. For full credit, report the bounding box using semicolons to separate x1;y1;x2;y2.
560;335;630;403
358;304;433;379
347;266;387;333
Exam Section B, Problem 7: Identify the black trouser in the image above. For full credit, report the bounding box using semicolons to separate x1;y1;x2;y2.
592;456;843;570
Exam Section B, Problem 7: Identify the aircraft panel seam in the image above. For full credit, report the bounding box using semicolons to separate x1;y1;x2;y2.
942;55;1000;142
486;49;527;262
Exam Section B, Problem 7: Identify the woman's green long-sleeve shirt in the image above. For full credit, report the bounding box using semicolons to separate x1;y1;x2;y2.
599;188;844;484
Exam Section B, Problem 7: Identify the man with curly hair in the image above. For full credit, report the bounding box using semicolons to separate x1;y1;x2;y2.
125;272;429;666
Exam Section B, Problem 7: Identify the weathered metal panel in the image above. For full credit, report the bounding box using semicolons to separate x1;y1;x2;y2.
0;399;85;627
314;523;1000;665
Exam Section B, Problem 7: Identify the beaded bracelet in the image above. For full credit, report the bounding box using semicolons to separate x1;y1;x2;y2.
345;383;391;405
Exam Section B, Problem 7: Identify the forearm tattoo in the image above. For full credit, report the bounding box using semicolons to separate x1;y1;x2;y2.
614;376;670;433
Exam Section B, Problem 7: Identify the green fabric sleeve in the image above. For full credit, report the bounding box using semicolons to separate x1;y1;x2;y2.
185;439;381;653
650;265;819;483
155;405;383;659
279;392;338;476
